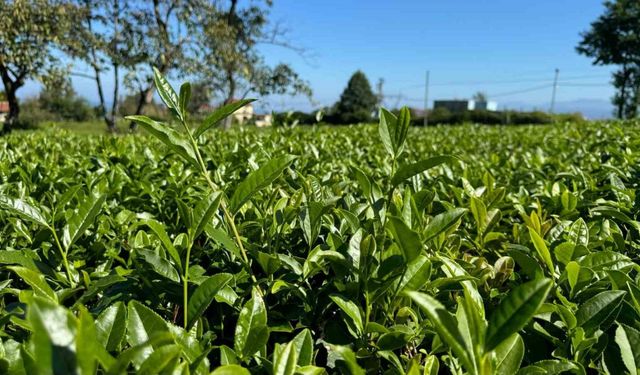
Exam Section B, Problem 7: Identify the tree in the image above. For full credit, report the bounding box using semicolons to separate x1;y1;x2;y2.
473;91;488;102
186;81;214;114
118;94;164;119
38;79;95;122
334;71;377;124
195;0;312;129
0;0;79;133
126;0;206;131
576;0;640;119
68;0;147;132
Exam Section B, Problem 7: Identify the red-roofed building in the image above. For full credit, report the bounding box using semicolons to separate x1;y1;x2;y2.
0;102;9;123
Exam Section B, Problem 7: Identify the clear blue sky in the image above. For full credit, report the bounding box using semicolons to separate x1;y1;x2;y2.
259;0;615;117
21;0;616;118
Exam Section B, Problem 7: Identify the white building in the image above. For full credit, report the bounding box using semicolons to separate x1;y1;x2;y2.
434;99;498;112
254;114;273;127
229;101;272;127
0;102;8;123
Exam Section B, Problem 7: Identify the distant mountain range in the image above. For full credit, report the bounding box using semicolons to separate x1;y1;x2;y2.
502;98;614;120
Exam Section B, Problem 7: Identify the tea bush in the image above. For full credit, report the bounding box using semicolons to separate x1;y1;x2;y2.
0;71;639;374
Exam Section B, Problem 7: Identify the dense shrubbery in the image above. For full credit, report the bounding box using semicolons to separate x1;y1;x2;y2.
274;108;585;126
19;87;96;128
0;73;638;374
411;108;585;126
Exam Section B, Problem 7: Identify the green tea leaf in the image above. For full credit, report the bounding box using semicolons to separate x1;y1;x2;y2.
377;331;412;351
423;207;467;242
125;115;199;167
138;344;181;374
273;341;298;375
528;227;555;275
194;99;257;138
78;306;115;372
104;333;174;375
329;294;364;336
186;273;233;329
140;219;182;271
485;278;552;351
327;344;365;375
391;156;457;187
138;249;180;283
234;288;269;360
615;323;640;374
62;190;106;250
406;291;474;373
9;266;57;301
397;255;431;291
0;195;49;227
211;365;252;375
179;82;191;119
191;191;222;240
576;290;626;334
290;329;314;367
126;301;170;366
96;301;127;352
152;67;180;117
229;155;297;213
27;297;77;374
378;107;410;158
387;216;421;262
494;334;524;375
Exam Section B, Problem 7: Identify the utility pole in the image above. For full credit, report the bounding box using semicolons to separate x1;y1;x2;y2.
550;68;559;113
376;78;384;117
424;70;430;126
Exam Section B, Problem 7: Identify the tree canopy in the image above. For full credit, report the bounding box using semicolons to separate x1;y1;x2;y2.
577;0;640;119
0;0;80;132
0;0;311;133
334;70;377;124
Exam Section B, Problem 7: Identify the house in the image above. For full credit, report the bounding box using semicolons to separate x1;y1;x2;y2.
232;101;254;123
254;114;273;127
434;99;498;112
0;101;9;123
225;100;272;127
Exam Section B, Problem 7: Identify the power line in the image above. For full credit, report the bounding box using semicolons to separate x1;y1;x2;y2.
488;84;553;98
561;83;611;87
424;70;430;126
550;68;559;113
393;73;610;90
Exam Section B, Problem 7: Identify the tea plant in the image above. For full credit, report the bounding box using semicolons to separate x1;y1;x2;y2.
0;69;639;374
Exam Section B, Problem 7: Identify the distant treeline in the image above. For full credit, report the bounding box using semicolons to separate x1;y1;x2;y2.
18;88;166;128
273;108;585;126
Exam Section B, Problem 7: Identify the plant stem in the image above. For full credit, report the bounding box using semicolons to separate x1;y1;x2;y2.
50;227;74;287
379;156;398;264
182;122;258;286
183;243;192;328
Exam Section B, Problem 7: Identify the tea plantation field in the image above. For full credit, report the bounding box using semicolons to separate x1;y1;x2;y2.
1;119;639;374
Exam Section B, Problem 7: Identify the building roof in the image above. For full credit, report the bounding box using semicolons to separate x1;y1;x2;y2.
0;102;9;113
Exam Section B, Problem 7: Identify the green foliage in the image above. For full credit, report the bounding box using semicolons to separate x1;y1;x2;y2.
0;0;80;130
194;0;312;121
0;70;639;373
413;109;584;126
577;0;640;119
334;70;378;124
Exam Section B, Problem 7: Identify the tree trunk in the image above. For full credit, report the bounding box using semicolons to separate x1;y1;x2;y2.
129;85;154;132
632;66;640;119
617;65;631;120
0;63;21;134
222;0;238;130
109;62;120;133
2;87;19;134
223;70;236;130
